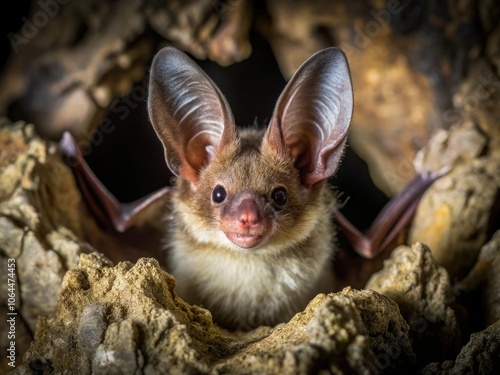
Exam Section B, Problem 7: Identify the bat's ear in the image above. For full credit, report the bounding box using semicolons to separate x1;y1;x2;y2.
263;47;353;187
148;46;237;184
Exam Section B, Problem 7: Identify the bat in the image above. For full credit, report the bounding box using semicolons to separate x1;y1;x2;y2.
59;46;446;330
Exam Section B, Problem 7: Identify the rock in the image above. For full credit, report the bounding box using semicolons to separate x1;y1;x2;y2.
421;320;500;375
452;320;500;374
412;122;488;174
460;231;500;326
0;121;108;370
404;48;500;282
0;119;167;338
0;0;253;140
0;120;85;237
408;158;500;279
366;243;460;366
78;304;108;357
0;216;25;259
11;253;416;374
17;231;66;316
453;58;500;157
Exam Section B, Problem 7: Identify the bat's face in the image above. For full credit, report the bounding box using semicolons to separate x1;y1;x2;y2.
148;46;353;254
174;129;327;253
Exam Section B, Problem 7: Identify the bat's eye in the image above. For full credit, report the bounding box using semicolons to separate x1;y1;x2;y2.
212;185;227;203
271;187;288;207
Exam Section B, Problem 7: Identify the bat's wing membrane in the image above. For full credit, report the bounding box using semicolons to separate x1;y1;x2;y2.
335;169;449;258
59;131;172;232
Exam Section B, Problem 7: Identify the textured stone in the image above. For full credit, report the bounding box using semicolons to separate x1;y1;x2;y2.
0;216;25;258
78;303;108;357
11;254;416;374
421;320;500;375
17;231;66;316
461;231;500;326
408;158;500;279
366;243;460;366
412;122;488;175
0;121;97;371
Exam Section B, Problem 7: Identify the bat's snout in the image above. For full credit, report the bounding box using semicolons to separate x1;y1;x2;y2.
220;194;273;249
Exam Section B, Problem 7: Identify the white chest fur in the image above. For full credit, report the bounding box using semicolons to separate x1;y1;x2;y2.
167;215;335;330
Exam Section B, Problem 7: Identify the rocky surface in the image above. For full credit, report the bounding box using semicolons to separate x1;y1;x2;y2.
0;120;162;372
9;253;416;375
366;243;460;366
1;120;499;373
461;231;500;326
0;120;95;371
421;320;500;375
409;124;500;280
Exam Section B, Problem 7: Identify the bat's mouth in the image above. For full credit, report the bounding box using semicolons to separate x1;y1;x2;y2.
225;232;263;249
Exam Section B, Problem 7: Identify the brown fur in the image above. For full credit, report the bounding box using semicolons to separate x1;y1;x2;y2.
166;128;337;330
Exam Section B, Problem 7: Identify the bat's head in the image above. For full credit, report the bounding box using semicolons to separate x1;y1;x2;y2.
148;47;353;252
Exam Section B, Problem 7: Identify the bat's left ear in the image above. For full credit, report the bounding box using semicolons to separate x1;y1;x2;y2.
263;47;353;187
148;47;237;185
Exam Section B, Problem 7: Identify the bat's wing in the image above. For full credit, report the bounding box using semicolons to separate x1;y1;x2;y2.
335;169;449;259
58;132;172;232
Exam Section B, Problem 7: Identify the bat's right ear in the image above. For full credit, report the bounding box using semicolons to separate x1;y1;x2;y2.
148;47;237;185
263;48;353;188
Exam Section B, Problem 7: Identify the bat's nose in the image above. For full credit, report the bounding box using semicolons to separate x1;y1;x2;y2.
220;192;272;249
237;198;262;228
